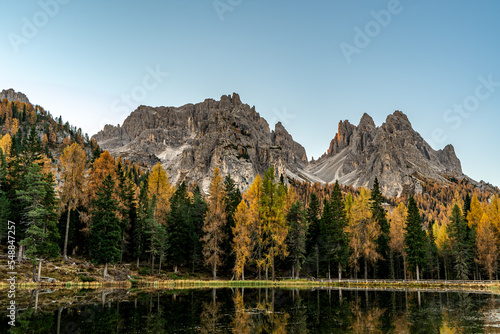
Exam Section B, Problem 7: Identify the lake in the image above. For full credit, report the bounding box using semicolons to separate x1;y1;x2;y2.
1;287;500;333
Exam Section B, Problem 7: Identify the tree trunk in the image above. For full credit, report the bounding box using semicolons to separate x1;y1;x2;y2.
63;207;71;262
213;263;217;280
17;244;23;263
338;263;342;280
158;254;162;275
316;245;319;279
37;260;42;282
297;265;300;280
32;263;37;282
136;257;140;268
272;248;275;281
174;264;178;273
390;250;395;280
416;264;420;281
328;261;331;280
403;253;407;280
151;255;155;274
364;258;368;280
292;264;295;280
265;266;268;281
242;267;245;281
103;262;108;278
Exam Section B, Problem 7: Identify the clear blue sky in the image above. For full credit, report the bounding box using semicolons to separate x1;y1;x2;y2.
1;0;499;187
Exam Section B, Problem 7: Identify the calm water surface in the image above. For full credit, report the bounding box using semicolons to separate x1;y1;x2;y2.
1;287;500;333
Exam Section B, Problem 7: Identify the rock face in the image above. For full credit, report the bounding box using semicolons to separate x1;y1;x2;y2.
94;93;307;191
94;93;471;197
0;89;30;104
304;110;465;197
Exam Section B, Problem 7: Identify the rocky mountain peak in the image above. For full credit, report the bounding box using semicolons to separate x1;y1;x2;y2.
94;93;307;192
0;88;30;104
306;110;468;197
358;113;376;130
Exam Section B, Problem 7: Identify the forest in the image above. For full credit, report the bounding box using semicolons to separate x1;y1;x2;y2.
1;98;500;282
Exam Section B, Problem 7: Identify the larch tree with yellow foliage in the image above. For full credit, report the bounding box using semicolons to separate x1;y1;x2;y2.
346;188;380;279
233;200;252;280
60;143;88;261
147;162;173;224
389;202;407;279
244;174;264;279
202;167;226;280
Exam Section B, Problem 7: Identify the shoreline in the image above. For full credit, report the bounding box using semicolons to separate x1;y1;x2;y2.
1;279;499;293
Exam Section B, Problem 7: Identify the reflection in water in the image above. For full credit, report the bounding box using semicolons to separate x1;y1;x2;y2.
1;287;499;333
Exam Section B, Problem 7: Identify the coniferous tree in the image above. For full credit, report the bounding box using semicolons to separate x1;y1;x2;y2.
90;174;121;278
286;201;307;279
426;221;439;279
404;196;427;280
260;167;288;281
166;182;192;273
202;168;227;280
222;174;242;275
306;193;321;278
133;180;152;267
371;178;390;278
189;185;207;273
447;204;470;280
0;149;9;241
116;162;138;262
328;181;349;279
233;200;252;280
17;163;59;281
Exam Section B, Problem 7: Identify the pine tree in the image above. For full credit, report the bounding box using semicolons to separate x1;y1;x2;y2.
166;182;192;272
17;163;59;281
286;201;307;279
0;149;9;241
188;185;207;273
222;174;242;275
370;178;390;278
327;181;349;280
90;174;121;278
447;204;470;280
404;196;427;281
116;162;138;262
202;168;226;280
306;192;321;278
133;180;152;267
60;143;87;261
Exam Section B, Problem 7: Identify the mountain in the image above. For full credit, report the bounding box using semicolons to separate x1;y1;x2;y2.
303;111;465;197
93;94;490;197
0;88;30;104
94;93;307;191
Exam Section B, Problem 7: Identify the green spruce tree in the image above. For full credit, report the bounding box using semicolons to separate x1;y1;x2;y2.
404;196;427;280
286;201;307;279
90;174;121;278
447;204;470;280
370;177;390;278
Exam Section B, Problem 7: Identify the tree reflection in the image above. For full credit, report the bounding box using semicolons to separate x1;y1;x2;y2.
199;289;223;334
349;300;385;334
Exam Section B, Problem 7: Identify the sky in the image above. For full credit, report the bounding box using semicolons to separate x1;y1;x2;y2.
1;0;499;187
